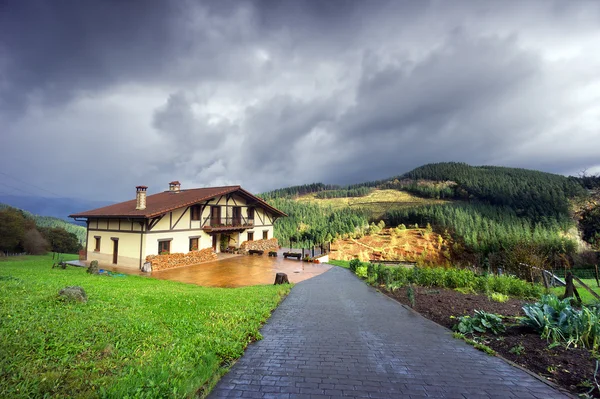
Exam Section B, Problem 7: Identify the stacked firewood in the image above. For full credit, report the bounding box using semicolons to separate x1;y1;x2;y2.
240;238;279;254
146;248;217;271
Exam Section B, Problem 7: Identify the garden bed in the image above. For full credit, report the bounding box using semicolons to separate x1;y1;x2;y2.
383;285;599;397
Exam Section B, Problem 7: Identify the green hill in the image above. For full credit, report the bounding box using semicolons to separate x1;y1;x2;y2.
400;162;586;223
262;163;595;270
0;203;86;244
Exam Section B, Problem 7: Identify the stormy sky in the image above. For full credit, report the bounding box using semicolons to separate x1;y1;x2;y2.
1;0;600;202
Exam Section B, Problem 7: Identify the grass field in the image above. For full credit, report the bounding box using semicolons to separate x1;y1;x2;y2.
550;279;600;305
0;255;290;398
296;189;445;220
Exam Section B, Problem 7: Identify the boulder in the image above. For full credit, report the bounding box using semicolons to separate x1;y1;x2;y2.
58;286;88;303
87;260;99;274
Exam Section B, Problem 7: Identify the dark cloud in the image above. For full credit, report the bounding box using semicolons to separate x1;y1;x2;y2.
1;0;599;201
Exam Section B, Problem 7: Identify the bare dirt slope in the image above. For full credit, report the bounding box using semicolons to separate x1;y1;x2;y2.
330;227;449;265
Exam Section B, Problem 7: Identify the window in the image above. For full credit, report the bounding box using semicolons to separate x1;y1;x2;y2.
190;205;201;221
247;232;254;241
158;240;171;255
94;236;101;252
189;237;199;251
247;208;255;222
263;230;268;240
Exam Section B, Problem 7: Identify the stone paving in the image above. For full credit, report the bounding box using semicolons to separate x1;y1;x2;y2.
209;267;570;399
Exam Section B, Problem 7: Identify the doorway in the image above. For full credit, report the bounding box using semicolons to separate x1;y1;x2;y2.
212;235;217;251
112;238;119;264
210;206;221;226
232;206;241;226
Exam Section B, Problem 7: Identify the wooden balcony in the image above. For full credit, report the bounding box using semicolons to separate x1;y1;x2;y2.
202;217;254;232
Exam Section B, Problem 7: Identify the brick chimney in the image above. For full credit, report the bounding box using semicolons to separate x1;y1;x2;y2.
169;181;181;192
135;186;148;210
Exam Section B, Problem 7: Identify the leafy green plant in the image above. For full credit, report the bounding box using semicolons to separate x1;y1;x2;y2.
489;292;509;303
521;294;600;352
349;258;361;273
355;266;368;279
407;284;416;308
453;310;505;335
509;344;525;356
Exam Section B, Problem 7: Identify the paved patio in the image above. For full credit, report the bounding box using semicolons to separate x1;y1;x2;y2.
209;267;570;399
151;253;331;287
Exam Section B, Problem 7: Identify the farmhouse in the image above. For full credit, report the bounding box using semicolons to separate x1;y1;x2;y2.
69;182;286;269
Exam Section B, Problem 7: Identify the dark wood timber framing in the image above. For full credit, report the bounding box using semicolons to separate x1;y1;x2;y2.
148;214;165;231
257;209;265;225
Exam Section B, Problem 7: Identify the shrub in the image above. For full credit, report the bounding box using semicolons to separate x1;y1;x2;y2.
355;266;368;279
407;284;415;307
349;258;361;273
453;310;505;335
366;263;376;281
377;267;392;285
350;263;541;300
489;292;509;303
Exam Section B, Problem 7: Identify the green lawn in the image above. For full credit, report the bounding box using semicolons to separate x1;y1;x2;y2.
0;255;290;398
550;278;600;305
326;260;350;269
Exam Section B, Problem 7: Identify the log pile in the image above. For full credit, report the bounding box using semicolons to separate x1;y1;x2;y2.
146;248;217;271
240;238;279;254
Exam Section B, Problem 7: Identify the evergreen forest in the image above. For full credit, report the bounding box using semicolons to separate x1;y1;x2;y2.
264;162;599;269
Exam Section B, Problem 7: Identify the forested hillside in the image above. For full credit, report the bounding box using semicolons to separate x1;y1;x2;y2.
0;204;85;254
401;162;586;222
264;162;596;269
259;183;339;200
0;204;86;243
267;198;368;248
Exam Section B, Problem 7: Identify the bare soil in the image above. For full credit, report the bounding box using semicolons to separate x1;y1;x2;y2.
383;285;599;397
330;228;448;264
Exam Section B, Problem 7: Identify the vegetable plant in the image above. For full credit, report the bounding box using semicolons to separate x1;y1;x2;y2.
453;310;506;335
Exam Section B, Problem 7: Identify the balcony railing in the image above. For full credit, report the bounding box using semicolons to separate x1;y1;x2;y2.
202;216;254;230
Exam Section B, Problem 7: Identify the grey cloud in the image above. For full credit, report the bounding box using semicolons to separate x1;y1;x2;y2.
1;0;600;201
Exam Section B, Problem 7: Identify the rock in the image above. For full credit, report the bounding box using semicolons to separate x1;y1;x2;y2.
87;260;99;274
58;286;88;303
141;262;152;272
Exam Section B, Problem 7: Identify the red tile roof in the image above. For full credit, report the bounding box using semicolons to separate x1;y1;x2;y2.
69;185;286;219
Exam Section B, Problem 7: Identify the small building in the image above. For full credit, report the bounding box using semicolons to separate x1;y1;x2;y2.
69;182;286;269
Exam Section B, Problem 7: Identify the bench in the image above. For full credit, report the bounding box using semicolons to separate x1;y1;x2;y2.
283;252;302;260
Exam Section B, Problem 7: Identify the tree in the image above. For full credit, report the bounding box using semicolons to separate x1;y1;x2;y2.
0;208;26;253
39;227;81;254
22;229;49;255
